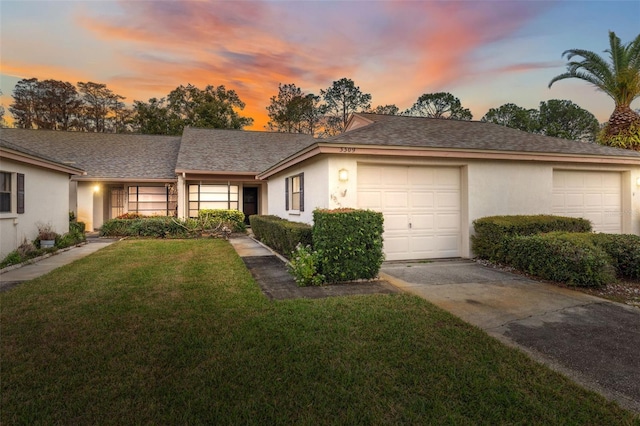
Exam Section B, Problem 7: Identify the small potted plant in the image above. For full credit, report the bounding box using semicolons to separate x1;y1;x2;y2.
37;223;58;249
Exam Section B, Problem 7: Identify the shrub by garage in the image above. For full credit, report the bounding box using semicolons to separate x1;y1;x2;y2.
507;232;615;287
312;209;384;283
472;215;592;262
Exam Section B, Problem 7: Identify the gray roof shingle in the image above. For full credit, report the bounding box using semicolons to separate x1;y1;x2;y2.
177;127;315;173
330;113;640;159
0;129;181;179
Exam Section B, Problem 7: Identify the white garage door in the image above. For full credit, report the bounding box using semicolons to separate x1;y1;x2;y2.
357;164;461;260
552;170;622;233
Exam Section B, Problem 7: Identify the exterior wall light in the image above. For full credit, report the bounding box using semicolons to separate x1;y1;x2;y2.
93;184;101;193
338;169;349;182
637;177;640;186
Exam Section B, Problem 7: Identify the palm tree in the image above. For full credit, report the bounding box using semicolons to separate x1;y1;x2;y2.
549;31;640;140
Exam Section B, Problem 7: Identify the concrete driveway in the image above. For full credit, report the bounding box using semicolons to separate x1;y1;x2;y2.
380;259;640;414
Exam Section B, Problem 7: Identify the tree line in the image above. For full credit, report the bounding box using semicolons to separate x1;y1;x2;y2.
2;31;638;149
0;76;603;142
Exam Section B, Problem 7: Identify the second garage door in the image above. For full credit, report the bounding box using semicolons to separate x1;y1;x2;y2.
552;170;622;233
357;164;461;261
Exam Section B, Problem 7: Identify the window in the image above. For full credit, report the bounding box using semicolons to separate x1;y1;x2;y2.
285;173;304;212
127;186;177;216
188;183;239;218
0;172;10;213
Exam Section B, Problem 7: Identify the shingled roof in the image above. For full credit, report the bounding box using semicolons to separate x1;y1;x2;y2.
0;129;181;179
176;127;315;173
332;113;640;159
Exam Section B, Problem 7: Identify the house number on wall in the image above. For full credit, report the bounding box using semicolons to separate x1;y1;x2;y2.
340;147;356;153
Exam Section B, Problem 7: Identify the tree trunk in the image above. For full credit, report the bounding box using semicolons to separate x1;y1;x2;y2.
606;104;640;136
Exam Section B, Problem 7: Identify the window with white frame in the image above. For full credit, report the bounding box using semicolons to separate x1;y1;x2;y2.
285;173;304;212
188;183;239;218
0;172;11;213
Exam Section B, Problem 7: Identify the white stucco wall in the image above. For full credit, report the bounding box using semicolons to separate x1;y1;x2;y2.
1;159;71;259
264;153;640;259
266;157;330;224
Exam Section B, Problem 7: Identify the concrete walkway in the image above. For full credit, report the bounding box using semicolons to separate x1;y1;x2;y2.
0;239;115;291
380;259;640;414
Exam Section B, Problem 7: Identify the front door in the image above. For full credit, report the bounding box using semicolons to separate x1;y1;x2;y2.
109;186;125;219
242;187;258;224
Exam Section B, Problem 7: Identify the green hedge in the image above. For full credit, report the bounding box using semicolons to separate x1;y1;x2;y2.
507;232;615;287
590;233;640;280
100;217;191;238
249;215;312;257
472;215;592;262
198;209;246;232
312;209;384;283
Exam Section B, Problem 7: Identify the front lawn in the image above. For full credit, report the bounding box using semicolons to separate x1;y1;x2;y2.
1;240;636;424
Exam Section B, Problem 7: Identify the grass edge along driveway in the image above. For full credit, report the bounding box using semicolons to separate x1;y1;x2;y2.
1;239;637;425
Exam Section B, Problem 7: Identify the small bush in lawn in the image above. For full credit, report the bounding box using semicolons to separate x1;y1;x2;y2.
288;244;325;286
508;232;615;287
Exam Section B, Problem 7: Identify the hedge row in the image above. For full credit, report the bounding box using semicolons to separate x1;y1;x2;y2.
508;233;615;287
100;210;246;238
249;215;312;257
472;215;640;287
313;209;384;283
472;215;592;263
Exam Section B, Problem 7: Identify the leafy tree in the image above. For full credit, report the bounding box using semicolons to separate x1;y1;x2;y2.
0;90;7;128
481;103;538;132
549;31;640;147
404;92;473;120
166;84;253;133
320;78;372;136
9;78;40;129
266;83;321;134
369;104;399;115
37;80;83;131
537;99;599;142
131;98;172;135
77;81;126;132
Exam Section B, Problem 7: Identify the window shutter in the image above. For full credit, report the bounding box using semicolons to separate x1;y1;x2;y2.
17;173;25;214
299;173;304;212
285;177;289;211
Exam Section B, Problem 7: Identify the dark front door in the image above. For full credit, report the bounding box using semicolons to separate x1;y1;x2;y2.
243;187;258;224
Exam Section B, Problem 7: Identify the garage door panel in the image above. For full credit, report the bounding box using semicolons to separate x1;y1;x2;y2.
552;170;621;233
411;213;434;230
384;191;409;208
437;191;461;209
384;214;408;231
436;213;461;231
358;191;381;209
358;164;461;260
410;191;435;208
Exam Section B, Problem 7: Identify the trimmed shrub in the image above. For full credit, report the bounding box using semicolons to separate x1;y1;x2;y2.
472;215;592;262
507;232;615;287
312;208;384;283
590;233;640;280
249;215;312;257
100;217;191;238
198;209;246;232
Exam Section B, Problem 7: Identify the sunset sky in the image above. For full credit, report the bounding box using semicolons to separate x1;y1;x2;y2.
1;0;639;131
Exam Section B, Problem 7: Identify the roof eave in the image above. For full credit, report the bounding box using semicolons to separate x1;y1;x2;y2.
257;144;640;179
1;148;86;175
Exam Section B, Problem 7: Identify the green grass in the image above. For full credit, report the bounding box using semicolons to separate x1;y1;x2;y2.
1;239;637;425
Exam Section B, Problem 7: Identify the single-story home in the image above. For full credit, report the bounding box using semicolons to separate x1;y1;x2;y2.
1;113;639;261
0;138;84;258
